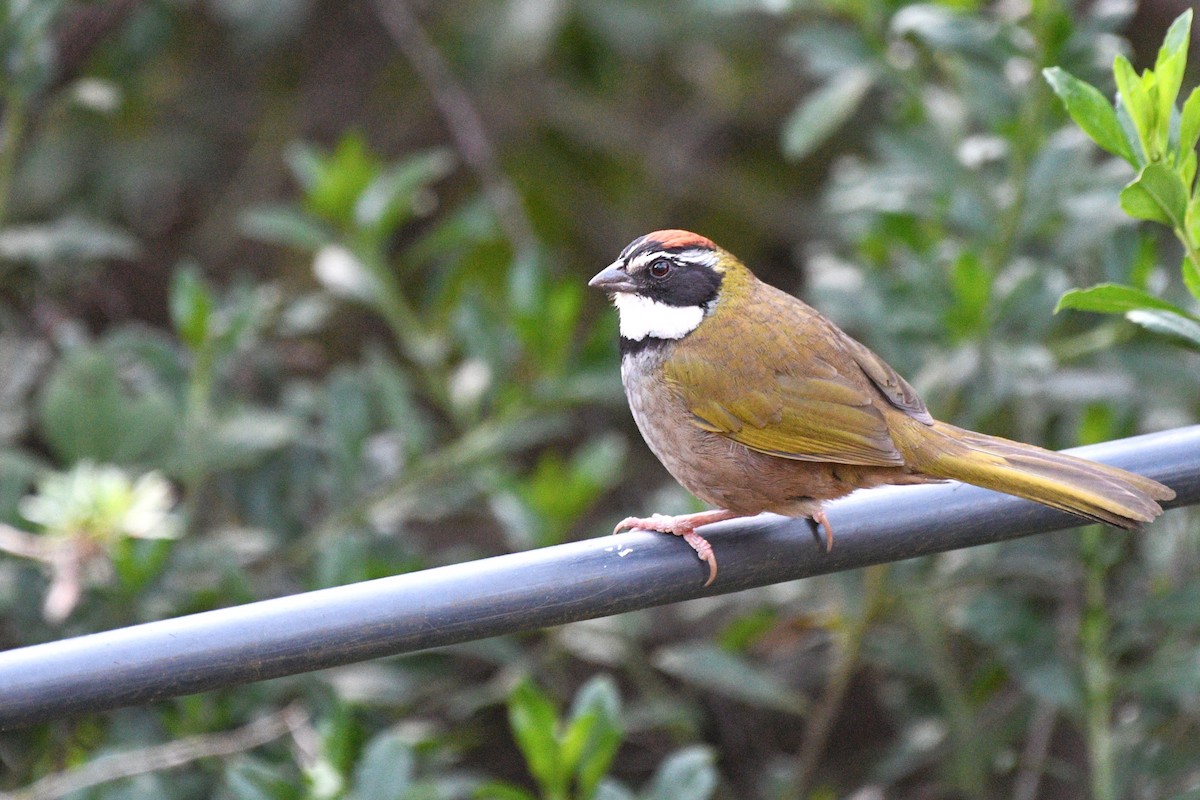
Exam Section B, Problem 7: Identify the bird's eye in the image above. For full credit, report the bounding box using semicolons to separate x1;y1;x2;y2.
648;259;672;278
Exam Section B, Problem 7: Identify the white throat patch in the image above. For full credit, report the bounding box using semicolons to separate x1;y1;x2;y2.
613;293;705;341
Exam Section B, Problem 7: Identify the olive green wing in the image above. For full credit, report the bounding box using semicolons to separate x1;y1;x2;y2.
663;341;907;467
661;276;941;466
834;328;934;425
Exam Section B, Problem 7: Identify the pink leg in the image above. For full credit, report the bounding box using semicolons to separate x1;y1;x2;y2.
812;508;834;552
614;509;742;587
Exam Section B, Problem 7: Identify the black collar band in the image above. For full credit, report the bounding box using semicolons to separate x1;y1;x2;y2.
619;336;670;357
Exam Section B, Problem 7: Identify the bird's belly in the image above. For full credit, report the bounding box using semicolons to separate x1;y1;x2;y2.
621;352;871;516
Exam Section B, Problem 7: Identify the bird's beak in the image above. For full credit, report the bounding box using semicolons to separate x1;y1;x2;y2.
588;262;638;293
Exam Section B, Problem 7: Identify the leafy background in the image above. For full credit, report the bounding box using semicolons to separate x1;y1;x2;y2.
1;1;1198;799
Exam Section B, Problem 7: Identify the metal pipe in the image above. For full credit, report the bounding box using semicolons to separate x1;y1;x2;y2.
1;426;1197;729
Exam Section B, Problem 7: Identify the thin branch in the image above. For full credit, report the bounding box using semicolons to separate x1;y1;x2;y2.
0;704;309;800
373;0;538;259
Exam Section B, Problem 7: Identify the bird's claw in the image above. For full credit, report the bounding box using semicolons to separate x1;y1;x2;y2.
813;508;834;552
612;514;719;586
613;513;675;535
681;530;718;587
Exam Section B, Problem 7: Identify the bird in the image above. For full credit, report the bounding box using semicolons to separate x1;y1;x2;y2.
589;229;1175;587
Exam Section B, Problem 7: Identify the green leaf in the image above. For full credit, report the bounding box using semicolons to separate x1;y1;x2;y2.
592;781;636;800
1180;86;1200;164
1154;52;1185;156
1153;11;1190;157
1159;9;1193;63
223;757;294;800
945;250;991;339
110;537;172;593
1113;55;1152;161
284;142;325;190
38;348;177;464
0;217;140;265
889;5;994;52
1114;98;1145;167
782;68;874;162
350;733;414;800
645;747;718;800
366;349;433;451
354;148;455;232
169;267;214;351
564;677;623;800
325;370;374;493
473;781;539;800
568;674;621;725
302;133;381;226
1183;255;1200;301
1043;67;1134;165
654;644;808;715
1182;149;1197;192
1054;283;1189;316
1126;308;1200;350
559;711;599;776
1190;196;1200;246
560;709;622;800
1119;162;1188;227
507;680;563;793
240;205;332;250
507;248;544;316
510;432;628;547
1129;229;1158;289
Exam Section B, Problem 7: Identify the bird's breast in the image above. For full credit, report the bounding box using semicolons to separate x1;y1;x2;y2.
619;346;853;515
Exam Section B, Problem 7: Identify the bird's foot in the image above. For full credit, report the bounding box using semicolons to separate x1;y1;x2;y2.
614;509;740;587
812;508;834;552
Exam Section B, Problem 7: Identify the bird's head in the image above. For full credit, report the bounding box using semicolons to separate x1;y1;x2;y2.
588;229;749;346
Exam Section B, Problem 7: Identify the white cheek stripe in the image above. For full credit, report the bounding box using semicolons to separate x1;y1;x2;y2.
626;248;718;274
613;293;704;341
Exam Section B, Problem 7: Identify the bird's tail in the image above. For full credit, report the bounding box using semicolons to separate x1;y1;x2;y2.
896;419;1175;528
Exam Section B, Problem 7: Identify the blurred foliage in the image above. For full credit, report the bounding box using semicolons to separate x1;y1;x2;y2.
1048;9;1200;351
0;1;1198;800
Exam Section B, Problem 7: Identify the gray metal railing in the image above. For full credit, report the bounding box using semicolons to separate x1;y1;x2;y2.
1;426;1198;730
